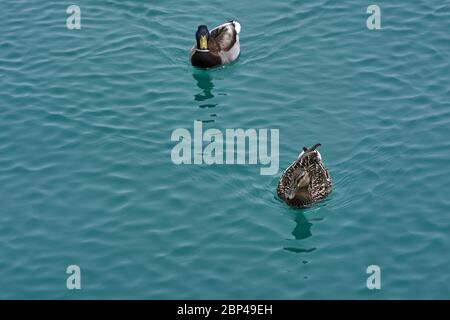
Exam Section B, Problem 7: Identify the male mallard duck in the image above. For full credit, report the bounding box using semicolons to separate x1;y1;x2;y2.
277;144;332;208
190;20;241;68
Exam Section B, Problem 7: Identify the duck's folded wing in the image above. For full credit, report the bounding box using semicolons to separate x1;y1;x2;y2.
210;23;237;51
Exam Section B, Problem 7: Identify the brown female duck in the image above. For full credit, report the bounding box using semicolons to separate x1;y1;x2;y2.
277;144;332;208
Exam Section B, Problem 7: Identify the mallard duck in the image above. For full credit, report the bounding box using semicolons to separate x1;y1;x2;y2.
277;144;332;208
190;20;241;68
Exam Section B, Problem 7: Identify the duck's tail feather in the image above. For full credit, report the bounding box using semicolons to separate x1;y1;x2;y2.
309;143;321;152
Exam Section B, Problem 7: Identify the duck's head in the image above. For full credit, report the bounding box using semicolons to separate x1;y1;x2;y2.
196;25;210;50
286;168;311;200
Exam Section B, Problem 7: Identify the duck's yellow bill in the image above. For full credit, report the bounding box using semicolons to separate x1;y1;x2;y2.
199;35;208;50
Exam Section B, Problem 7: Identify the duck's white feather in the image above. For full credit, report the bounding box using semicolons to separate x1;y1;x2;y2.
210;20;241;34
232;21;241;34
298;150;322;161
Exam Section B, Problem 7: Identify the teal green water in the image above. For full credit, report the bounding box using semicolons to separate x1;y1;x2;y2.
1;0;450;299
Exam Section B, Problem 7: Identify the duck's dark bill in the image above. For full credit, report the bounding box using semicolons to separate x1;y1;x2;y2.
286;187;297;200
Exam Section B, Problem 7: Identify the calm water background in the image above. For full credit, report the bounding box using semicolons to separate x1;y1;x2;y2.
1;0;449;299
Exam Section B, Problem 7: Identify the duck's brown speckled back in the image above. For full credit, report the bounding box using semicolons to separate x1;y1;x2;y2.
277;144;332;208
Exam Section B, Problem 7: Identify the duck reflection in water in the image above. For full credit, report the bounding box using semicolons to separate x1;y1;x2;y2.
284;212;317;254
192;71;218;109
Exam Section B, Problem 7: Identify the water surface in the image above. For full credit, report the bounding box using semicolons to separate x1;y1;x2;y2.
1;0;450;299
